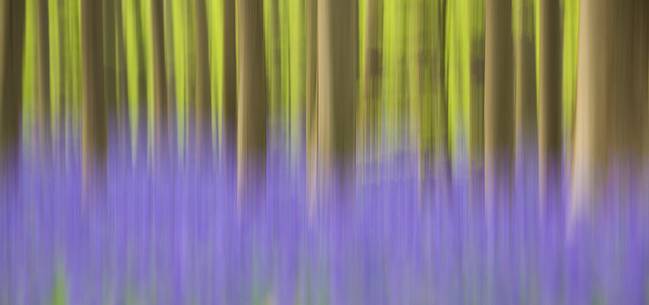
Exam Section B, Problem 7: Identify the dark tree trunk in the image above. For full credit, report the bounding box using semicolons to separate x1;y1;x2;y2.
0;0;26;169
236;0;268;200
224;0;237;158
81;0;108;176
484;0;514;205
538;0;562;205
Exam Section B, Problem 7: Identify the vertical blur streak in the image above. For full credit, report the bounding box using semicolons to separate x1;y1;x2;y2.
0;0;25;169
237;0;268;202
538;0;562;207
81;0;107;188
316;0;358;195
484;0;514;207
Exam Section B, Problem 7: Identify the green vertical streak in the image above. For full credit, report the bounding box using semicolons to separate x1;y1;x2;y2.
207;0;225;155
279;0;290;148
172;0;187;161
140;0;155;163
123;0;139;163
288;0;304;159
562;0;579;156
49;0;61;143
23;0;38;151
382;0;403;151
407;0;421;151
446;0;471;163
50;267;68;305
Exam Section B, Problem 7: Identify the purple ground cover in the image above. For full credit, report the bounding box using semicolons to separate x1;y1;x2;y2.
1;148;649;305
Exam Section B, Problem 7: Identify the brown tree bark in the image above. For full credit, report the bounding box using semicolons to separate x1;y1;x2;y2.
81;0;108;178
538;0;562;205
571;0;648;213
236;0;268;200
484;0;514;206
317;0;358;191
224;0;237;158
193;0;210;161
151;0;167;152
0;0;26;169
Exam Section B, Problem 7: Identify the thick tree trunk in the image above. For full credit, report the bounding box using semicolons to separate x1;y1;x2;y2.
81;0;108;181
484;0;514;206
317;0;358;192
571;0;648;213
0;0;26;169
236;0;268;201
538;0;562;205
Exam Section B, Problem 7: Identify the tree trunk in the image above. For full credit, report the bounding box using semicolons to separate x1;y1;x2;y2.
152;0;166;153
237;0;268;201
81;0;108;180
484;0;514;206
538;0;562;205
317;0;358;192
193;0;210;162
1;0;26;169
571;0;648;213
363;0;382;156
306;0;317;207
224;0;237;160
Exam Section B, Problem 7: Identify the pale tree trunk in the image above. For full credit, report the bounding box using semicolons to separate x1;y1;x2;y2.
0;0;25;170
571;0;648;216
485;0;514;206
306;0;317;208
237;0;268;202
316;0;358;196
538;0;562;206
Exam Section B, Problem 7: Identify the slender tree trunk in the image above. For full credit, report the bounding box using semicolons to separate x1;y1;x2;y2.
237;0;268;201
224;0;237;160
81;0;108;189
38;0;51;152
484;0;514;206
317;0;358;193
193;0;210;162
152;0;166;153
513;0;537;203
306;0;317;207
0;0;26;169
538;0;562;206
364;0;382;156
571;0;648;214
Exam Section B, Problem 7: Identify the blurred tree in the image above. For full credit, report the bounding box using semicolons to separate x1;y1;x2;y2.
316;0;358;190
572;0;648;212
81;0;108;180
538;0;562;205
0;0;26;168
237;0;268;199
484;0;514;205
